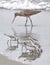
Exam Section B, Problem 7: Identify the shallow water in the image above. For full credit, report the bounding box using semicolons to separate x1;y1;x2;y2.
0;9;50;65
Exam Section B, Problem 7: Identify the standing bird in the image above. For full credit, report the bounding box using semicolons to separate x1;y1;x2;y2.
12;9;41;26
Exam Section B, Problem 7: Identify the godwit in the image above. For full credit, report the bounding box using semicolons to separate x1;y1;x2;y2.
12;9;41;26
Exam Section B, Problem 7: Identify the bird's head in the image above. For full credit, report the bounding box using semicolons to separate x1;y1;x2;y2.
15;12;20;16
12;12;19;24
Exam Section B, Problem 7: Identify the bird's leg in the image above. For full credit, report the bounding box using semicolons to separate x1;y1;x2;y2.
12;14;16;24
29;16;33;26
25;17;28;26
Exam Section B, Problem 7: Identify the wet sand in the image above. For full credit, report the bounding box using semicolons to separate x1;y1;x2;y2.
0;54;26;65
0;8;50;65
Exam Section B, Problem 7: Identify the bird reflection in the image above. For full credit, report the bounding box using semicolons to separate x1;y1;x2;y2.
6;46;17;51
4;25;42;60
17;26;43;61
3;27;18;51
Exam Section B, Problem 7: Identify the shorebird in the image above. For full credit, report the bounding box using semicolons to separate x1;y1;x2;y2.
12;9;41;26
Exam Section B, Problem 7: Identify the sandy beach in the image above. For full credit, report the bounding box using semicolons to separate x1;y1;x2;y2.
0;54;26;65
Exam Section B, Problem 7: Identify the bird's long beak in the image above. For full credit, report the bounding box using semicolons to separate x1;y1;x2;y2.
11;16;16;24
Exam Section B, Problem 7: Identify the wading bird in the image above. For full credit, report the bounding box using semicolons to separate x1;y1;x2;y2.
12;9;41;26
